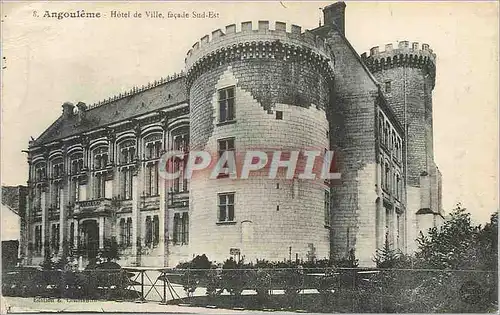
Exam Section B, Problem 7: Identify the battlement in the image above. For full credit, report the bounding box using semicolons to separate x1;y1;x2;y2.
185;20;333;69
361;41;436;60
360;41;436;80
185;20;335;87
86;71;185;110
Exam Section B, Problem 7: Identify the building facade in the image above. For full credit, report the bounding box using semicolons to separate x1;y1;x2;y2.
2;185;28;268
23;2;443;267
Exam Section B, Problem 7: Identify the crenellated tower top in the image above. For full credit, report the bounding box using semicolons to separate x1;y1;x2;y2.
361;41;436;88
185;20;335;87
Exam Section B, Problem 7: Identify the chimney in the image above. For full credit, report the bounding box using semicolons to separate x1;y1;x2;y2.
323;2;346;36
62;102;74;118
76;102;88;124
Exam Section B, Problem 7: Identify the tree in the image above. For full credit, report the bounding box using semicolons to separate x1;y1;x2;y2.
415;204;481;269
373;232;400;268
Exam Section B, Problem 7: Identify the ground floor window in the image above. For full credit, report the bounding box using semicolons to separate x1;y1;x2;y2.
34;225;42;254
173;212;189;245
51;223;60;253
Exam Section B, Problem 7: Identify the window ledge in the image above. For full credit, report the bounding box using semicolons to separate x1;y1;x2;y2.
324;224;331;229
216;221;237;225
216;120;237;127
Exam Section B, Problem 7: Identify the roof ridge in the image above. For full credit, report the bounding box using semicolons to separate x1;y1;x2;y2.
86;70;185;111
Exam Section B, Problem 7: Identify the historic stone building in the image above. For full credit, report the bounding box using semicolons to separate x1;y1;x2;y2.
23;2;443;267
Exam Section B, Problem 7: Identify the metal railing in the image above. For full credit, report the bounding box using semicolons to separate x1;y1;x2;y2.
2;267;497;313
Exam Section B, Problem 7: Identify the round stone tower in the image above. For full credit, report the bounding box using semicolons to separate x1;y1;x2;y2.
185;21;335;263
361;41;437;188
362;41;442;251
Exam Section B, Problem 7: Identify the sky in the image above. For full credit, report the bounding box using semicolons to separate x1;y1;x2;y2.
1;1;498;224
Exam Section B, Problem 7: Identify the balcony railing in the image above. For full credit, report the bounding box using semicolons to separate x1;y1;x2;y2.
31;209;42;220
168;190;189;208
140;195;160;210
48;207;60;219
74;198;113;216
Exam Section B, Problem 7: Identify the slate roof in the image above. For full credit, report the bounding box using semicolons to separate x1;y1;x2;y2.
32;75;188;147
1;186;27;215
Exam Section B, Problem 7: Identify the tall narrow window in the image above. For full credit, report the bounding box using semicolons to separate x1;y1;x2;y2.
173;213;181;245
218;192;235;222
396;175;401;199
52;181;62;209
378;116;384;143
181;213;189;244
173;133;189;192
153;215;160;245
94;173;106;199
396;214;401;249
324;190;331;226
69;222;74;247
218;86;235;123
144;134;162;196
126;218;132;246
145;216;152;246
51;223;60;253
119;218;126;245
70;178;79;203
384;123;389;147
34;225;42;253
384;163;390;191
34;185;42;213
92;146;108;199
120;168;133;200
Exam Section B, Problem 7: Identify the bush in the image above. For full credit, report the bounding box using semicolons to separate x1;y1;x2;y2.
176;254;216;297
